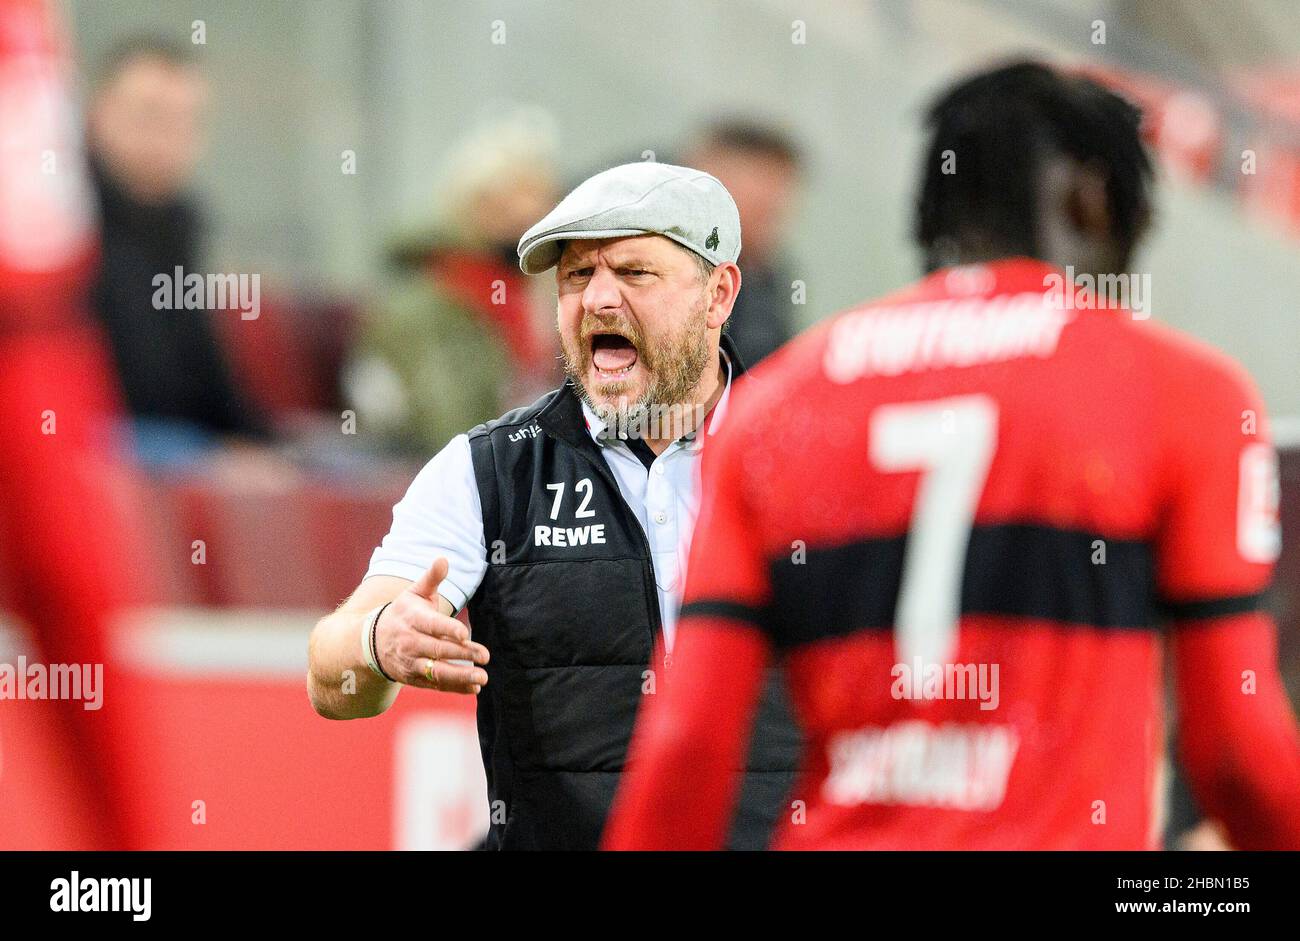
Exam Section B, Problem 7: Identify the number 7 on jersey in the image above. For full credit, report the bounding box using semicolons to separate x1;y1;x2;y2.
869;395;999;667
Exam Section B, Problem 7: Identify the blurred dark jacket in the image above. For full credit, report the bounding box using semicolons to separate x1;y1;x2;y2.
728;260;794;366
87;154;265;438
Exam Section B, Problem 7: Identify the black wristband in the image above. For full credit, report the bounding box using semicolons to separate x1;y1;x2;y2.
369;601;396;683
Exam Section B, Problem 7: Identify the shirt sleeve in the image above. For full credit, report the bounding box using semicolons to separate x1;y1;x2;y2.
365;433;487;612
603;394;773;850
1156;359;1278;611
677;395;775;628
1158;357;1300;848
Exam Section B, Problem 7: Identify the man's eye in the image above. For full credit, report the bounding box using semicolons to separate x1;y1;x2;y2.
568;268;593;279
624;269;650;277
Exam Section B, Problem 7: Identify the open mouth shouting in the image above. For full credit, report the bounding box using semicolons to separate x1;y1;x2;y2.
590;331;640;381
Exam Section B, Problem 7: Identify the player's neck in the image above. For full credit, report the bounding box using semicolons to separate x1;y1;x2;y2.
644;357;725;455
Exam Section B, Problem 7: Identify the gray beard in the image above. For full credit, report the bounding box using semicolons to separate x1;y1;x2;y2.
562;301;711;440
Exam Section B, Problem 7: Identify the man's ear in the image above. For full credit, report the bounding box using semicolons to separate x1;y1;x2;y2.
706;262;741;330
1067;161;1112;242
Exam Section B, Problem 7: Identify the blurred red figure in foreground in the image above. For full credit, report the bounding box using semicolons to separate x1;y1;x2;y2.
605;63;1300;850
0;0;155;848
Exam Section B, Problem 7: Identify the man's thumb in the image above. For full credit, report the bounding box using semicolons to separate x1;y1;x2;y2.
410;556;448;600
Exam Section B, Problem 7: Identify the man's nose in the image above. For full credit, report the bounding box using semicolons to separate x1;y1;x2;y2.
580;267;622;315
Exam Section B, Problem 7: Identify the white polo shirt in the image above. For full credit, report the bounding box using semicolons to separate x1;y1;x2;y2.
366;353;733;652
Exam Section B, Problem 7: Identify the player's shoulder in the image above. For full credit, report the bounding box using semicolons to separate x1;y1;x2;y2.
403;431;476;506
1113;314;1265;409
725;317;838;419
466;387;566;442
722;282;933;436
729;279;926;404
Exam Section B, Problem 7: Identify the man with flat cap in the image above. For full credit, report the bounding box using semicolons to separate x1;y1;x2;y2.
308;162;800;850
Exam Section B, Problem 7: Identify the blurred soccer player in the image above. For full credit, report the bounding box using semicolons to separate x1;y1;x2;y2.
604;61;1300;850
0;0;157;848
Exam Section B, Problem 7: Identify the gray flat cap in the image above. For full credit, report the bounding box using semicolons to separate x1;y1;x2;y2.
517;161;741;275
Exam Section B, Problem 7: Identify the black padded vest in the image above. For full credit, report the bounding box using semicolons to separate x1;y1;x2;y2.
466;338;800;849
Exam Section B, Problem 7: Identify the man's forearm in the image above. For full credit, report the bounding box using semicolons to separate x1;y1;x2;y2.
308;607;400;719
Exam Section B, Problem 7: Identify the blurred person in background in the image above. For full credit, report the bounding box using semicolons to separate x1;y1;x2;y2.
86;36;271;468
345;109;561;457
683;118;802;366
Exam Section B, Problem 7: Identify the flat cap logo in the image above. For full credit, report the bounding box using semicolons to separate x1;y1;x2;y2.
705;227;719;251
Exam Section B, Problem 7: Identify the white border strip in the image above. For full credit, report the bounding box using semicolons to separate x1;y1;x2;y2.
0;614;31;660
111;607;319;678
1273;415;1300;451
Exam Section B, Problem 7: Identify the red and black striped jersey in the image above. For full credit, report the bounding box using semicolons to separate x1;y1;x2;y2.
605;257;1300;850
